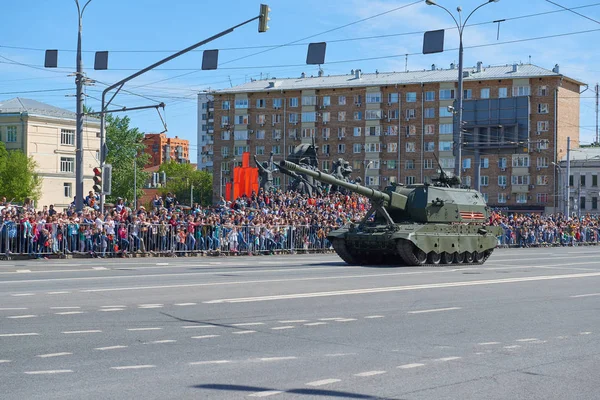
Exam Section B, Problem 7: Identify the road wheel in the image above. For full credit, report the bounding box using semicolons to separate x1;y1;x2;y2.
474;251;485;263
464;252;474;263
440;252;454;264
428;251;441;264
453;252;465;264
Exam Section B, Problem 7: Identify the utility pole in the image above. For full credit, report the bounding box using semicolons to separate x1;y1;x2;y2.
566;136;571;217
595;83;599;145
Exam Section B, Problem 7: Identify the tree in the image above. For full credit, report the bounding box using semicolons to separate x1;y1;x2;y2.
0;142;41;203
158;161;213;206
105;114;149;204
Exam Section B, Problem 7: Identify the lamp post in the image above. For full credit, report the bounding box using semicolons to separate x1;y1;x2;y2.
551;162;564;215
365;160;375;186
425;0;499;180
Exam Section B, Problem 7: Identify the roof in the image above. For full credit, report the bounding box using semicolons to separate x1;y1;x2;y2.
560;147;600;162
0;97;100;124
215;63;585;94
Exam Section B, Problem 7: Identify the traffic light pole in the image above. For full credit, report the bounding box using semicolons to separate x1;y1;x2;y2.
98;6;269;212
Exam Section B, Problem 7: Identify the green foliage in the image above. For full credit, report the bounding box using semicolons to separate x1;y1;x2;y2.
0;142;41;203
158;161;213;206
104;114;150;204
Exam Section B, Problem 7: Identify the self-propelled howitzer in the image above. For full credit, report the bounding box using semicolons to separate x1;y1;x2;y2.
280;160;501;266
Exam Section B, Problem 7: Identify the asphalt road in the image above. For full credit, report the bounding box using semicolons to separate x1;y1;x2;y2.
1;247;599;400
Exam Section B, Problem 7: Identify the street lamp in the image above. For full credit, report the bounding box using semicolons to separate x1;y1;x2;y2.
426;0;499;180
365;160;375;185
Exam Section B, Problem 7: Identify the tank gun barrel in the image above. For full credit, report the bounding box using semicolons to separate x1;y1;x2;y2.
279;160;391;204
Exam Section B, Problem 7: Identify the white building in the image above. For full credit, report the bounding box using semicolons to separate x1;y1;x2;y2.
197;92;214;172
0;98;100;208
557;146;600;216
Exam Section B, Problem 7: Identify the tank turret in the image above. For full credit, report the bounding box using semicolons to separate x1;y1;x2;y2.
281;159;502;267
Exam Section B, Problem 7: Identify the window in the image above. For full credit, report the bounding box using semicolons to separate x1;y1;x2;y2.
302;112;316;122
425;124;435;135
537;175;549;185
337;127;346;138
387;143;398;153
405;142;416;152
462;158;471;169
480;88;490;99
302;96;317;106
256;114;266;124
386;126;398;136
234;130;248;141
365;143;381;153
221;147;230;157
366;110;382;120
439;89;455;100
581;174;586;187
538;103;549;114
234;99;248;109
271;146;281;155
221;131;231;140
481;158;489;168
516;193;527;204
60;157;74;173
499;87;508;98
353;143;362;153
537;139;549;150
537;157;549;168
405;160;415;170
580;196;586;210
498;175;507;186
424;159;434;169
440;158;455;169
405;125;416;136
6;126;17;142
60;129;74;146
463;89;472;99
235;114;249;125
255;146;265;155
322;144;330;155
256;99;265;108
593;197;598;210
406;92;417;102
366;92;382;103
463;176;472;187
366;176;380;186
234;145;249;156
388;93;399;103
289;97;299;107
353;127;362;137
569;175;574;186
338;111;346;121
498;157;507;169
273;98;283;109
289;113;299;123
405;109;416;119
337;144;345;154
338;96;346;105
480;176;489;186
439;141;453;151
538;85;548;96
322;128;330;139
513;86;531;96
537;121;549;132
387;109;399;120
511;175;530;185
498;193;507;204
512;155;530;167
64;182;72;198
368;126;381;136
439;123;453;134
273;114;282;123
405;176;416;185
221;162;230;173
439;107;453;118
593;175;598;187
272;129;282;139
425;142;435;152
273;177;281;187
322;96;331;107
221;116;230;127
222;101;230;110
425;91;435;101
387;160;397;169
322;160;330;171
424;108;435;118
301;128;315;138
353;111;362;120
256;130;266;140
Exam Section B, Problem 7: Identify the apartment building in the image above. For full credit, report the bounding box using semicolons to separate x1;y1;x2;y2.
0;97;100;208
197;92;214;172
557;146;600;216
210;62;583;213
142;133;189;167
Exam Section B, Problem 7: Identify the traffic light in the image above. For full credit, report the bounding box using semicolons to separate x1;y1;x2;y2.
258;4;270;33
93;167;102;193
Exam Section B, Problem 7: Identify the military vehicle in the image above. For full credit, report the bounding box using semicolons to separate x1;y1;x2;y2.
280;159;502;266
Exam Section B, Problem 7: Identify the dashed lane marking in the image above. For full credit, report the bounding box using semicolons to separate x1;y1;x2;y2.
408;307;462;314
138;304;163;309
335;318;357;322
0;333;39;337
306;379;341;386
305;322;327;326
148;340;176;344
249;390;284;397
571;293;600;298
16;269;31;273
233;330;257;335
55;311;85;315
181;325;217;329
174;303;196;306
325;353;357;357
37;352;72;358
231;322;264;327
92;266;107;270
364;315;385;319
435;357;462;362
47;291;70;295
101;305;126;308
278;320;307;323
580;332;592;335
354;370;387;377
271;326;295;330
191;335;220;339
0;308;28;311
0;360;12;363
189;360;231;365
50;307;80;310
111;365;155;370
63;330;102;334
24;369;73;375
516;338;539;342
504;345;521;349
257;357;297;362
6;315;37;319
478;342;501;345
127;328;162;331
100;308;124;312
397;363;425;369
318;318;346;321
11;293;34;297
95;345;128;351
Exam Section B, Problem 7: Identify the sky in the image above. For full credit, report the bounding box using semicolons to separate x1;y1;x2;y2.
1;0;599;163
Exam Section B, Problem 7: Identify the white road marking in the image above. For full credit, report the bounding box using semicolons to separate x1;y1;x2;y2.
335;318;357;322
189;360;231;365
138;304;163;308
25;369;72;375
7;315;37;319
478;342;501;345
325;353;356;357
63;330;102;334
571;293;600;298
181;325;216;329
101;305;126;308
504;345;521;349
408;307;462;314
156;263;169;266
516;338;538;342
232;322;264;327
319;318;346;321
50;307;80;310
364;315;385;319
233;330;257;335
435;357;461;362
580;331;592;335
148;340;176;344
0;360;12;363
191;335;220;339
127;327;162;331
55;311;84;315
278;320;307;323
0;307;28;311
257;357;297;362
249;390;284;397
271;326;295;330
111;365;155;370
555;336;568;339
174;303;196;306
92;266;107;270
0;332;39;337
37;352;72;358
95;345;128;350
354;370;387;377
306;379;341;386
99;308;124;312
11;293;34;297
398;363;425;369
16;269;31;273
47;291;70;295
204;272;600;303
305;322;327;326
